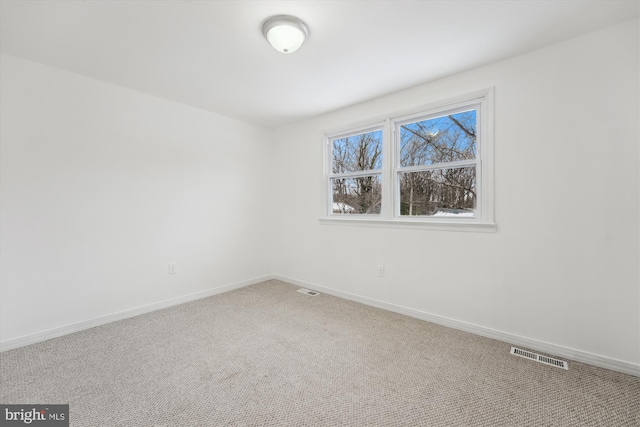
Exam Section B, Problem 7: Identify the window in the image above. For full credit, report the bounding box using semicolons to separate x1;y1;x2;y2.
395;107;478;218
324;89;494;231
328;126;383;215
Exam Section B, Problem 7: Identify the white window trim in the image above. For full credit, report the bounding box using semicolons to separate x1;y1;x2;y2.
321;88;495;232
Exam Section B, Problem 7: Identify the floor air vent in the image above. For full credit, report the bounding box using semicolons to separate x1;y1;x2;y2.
296;288;320;296
510;347;568;370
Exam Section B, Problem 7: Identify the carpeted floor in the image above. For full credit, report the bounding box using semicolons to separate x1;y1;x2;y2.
1;279;639;426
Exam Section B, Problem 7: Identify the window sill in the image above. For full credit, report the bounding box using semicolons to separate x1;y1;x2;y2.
318;217;497;233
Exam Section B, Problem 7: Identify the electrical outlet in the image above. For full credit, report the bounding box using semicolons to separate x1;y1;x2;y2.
378;265;385;277
169;262;177;274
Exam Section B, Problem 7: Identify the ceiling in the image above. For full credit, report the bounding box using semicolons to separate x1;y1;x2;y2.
1;0;638;128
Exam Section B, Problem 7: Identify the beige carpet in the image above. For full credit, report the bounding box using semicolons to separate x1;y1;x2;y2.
1;280;638;426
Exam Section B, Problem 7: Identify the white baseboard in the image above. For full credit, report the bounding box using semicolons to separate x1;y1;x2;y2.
4;273;638;377
0;275;274;352
274;274;640;377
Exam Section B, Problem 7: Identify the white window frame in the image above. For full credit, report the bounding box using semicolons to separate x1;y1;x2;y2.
321;88;495;232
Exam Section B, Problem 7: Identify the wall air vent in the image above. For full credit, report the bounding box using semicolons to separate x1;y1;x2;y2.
296;288;320;296
510;347;568;370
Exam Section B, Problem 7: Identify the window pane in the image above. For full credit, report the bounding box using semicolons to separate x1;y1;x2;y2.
399;167;476;216
331;175;381;214
400;110;476;167
332;130;383;173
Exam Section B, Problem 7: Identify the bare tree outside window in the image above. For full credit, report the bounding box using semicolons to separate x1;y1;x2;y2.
325;91;492;226
398;110;477;216
331;130;382;214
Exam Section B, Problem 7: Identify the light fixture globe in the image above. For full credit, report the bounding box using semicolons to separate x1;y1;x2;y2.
262;15;308;54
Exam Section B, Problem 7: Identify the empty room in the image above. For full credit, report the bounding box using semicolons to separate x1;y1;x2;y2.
1;1;639;426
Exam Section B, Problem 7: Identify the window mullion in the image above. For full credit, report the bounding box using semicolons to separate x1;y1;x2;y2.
393;121;401;218
380;118;393;219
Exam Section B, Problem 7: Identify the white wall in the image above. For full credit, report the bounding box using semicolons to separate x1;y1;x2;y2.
273;19;640;372
0;53;275;345
1;19;638;375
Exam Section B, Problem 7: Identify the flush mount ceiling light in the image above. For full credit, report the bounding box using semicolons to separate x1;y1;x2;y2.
262;15;309;54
